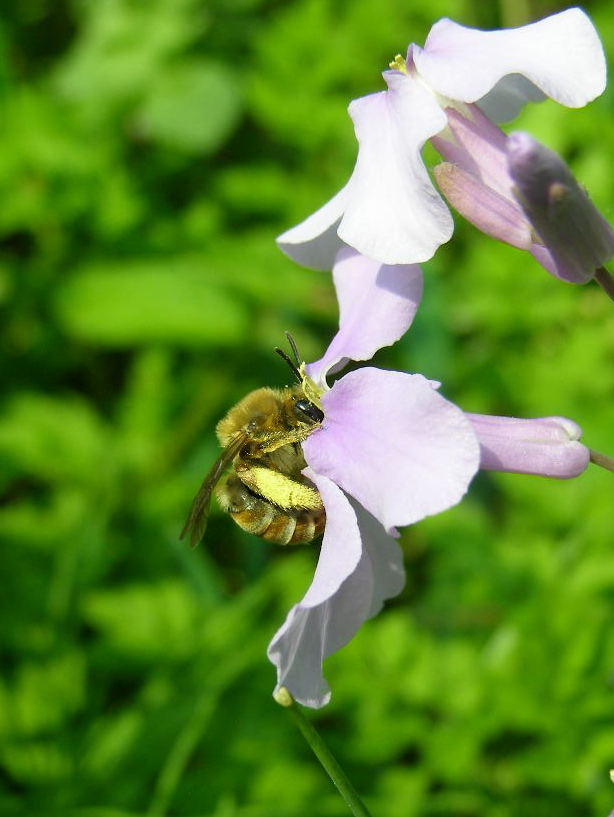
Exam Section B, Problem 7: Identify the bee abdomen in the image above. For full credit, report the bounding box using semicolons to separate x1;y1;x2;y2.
230;504;325;545
291;507;326;545
264;507;326;545
217;474;325;545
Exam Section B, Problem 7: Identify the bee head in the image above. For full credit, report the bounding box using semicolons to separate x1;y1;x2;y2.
275;332;325;424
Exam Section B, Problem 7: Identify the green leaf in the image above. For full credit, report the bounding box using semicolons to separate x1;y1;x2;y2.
135;60;242;153
53;257;249;347
0;393;109;483
81;580;202;661
0;652;85;739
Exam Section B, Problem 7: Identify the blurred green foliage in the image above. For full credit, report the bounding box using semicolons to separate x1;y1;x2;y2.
1;0;613;815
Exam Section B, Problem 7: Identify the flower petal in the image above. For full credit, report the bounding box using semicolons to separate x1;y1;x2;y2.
412;9;606;120
276;185;348;270
306;247;423;384
338;73;453;264
468;414;590;478
267;472;404;708
304;368;480;532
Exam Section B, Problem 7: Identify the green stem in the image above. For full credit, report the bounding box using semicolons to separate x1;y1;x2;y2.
589;448;614;473
594;267;614;303
147;646;260;816
274;687;374;817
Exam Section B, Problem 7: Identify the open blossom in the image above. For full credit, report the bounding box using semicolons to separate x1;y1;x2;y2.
267;248;480;707
267;249;590;708
277;8;605;269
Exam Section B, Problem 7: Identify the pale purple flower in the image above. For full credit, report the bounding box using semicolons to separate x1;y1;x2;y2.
268;248;480;707
433;123;614;283
267;249;590;708
277;8;605;269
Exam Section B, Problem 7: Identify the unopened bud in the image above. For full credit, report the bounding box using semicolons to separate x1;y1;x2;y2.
467;414;589;478
507;132;614;283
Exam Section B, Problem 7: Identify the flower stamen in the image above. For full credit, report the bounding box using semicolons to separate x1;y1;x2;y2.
299;363;326;410
388;54;407;73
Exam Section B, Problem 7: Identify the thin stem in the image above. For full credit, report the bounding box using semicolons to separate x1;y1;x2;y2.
589;448;614;473
594;267;614;303
274;687;374;817
147;646;261;816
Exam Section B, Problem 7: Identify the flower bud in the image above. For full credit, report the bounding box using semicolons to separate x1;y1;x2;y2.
467;414;589;478
506;132;614;283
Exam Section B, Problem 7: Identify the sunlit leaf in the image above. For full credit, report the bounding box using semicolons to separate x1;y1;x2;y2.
54;258;249;346
135;60;242;153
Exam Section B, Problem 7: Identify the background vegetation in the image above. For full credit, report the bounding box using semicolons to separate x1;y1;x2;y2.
1;1;613;815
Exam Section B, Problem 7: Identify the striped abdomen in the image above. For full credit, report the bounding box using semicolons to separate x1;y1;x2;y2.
216;474;325;545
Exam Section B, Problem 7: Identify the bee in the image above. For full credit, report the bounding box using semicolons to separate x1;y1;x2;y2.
180;335;326;547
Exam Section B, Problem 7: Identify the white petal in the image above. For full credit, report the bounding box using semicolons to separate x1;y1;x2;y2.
413;9;606;119
267;472;404;708
276;186;348;270
338;73;453;265
307;247;423;384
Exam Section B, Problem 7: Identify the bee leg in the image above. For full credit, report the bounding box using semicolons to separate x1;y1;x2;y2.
215;475;277;536
235;463;323;511
254;426;321;455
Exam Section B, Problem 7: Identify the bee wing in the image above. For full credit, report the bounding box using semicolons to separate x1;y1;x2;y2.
180;432;248;548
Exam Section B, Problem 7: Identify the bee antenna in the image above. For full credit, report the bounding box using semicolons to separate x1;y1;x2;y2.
274;332;303;383
274;346;301;382
284;331;302;367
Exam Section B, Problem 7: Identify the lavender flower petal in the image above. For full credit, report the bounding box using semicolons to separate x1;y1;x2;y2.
307;247;423;384
304;368;480;532
277;10;606;269
433;106;511;197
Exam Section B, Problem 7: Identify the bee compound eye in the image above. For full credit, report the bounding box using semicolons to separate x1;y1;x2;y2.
294;398;324;424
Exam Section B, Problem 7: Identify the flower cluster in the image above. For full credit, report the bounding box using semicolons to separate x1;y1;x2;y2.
277;8;606;273
262;8;610;708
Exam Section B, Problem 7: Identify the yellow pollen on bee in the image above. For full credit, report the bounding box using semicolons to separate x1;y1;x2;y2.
237;465;323;510
389;54;407;73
